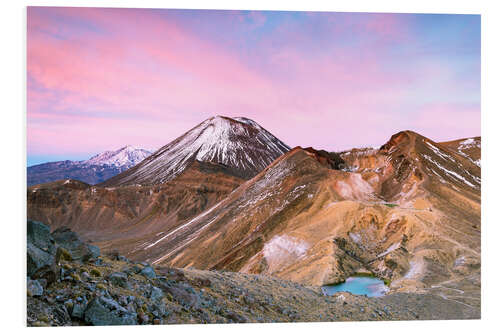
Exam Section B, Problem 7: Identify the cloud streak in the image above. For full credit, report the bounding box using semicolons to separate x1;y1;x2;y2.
27;7;480;161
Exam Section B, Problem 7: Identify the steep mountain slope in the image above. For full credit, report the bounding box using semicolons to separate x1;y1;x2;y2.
27;146;152;186
135;131;479;308
438;136;481;167
27;161;245;249
101;116;290;186
27;115;291;258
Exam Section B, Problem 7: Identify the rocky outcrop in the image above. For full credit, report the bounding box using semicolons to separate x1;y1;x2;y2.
27;220;58;284
303;147;345;170
84;296;137;326
51;227;100;263
27;241;479;326
27;278;44;297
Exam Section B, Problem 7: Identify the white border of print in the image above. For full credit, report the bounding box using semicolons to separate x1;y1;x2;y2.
2;0;498;332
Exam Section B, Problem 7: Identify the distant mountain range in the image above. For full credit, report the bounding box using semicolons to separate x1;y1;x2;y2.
27;146;153;186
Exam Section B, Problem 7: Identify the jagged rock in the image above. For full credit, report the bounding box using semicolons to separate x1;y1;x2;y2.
84;296;137;326
27;278;44;297
51;227;99;262
27;220;56;277
71;302;86;319
27;220;55;251
31;262;59;285
108;272;129;289
27;243;54;277
83;245;100;262
53;304;72;325
139;266;156;279
149;286;164;303
64;299;74;313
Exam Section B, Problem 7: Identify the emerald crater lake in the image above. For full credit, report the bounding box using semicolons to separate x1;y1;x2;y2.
322;276;389;297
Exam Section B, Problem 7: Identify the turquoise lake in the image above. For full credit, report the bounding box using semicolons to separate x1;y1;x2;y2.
321;276;389;297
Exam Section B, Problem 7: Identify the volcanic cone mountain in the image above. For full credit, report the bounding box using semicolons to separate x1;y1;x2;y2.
101;116;290;186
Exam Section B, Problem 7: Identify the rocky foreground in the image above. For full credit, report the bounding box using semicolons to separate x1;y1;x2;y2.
27;220;479;326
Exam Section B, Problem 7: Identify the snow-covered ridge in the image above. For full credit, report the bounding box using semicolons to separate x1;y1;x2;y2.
458;138;480;149
456;138;481;167
83;145;153;168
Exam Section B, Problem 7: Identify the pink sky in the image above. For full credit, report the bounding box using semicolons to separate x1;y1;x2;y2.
27;7;480;165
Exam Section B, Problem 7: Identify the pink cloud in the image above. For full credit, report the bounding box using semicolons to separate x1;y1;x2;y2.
27;8;479;157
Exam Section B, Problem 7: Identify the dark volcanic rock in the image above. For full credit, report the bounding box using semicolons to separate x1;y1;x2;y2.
27;220;56;278
27;278;44;297
84;296;137;326
27;220;55;251
108;272;130;289
31;264;59;286
139;266;156;279
71;302;86;319
51;227;99;262
27;243;55;277
149;286;164;303
303;147;345;170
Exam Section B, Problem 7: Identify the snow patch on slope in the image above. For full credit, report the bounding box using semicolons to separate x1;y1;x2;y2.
422;154;478;188
263;235;309;272
456;138;481;167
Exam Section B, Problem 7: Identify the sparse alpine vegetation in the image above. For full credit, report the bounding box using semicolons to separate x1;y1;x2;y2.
27;220;479;326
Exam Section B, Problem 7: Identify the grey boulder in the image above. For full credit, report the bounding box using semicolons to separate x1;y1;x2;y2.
27;278;44;297
27;220;56;277
139;266;156;279
84;296;137;326
108;272;130;289
51;227;100;262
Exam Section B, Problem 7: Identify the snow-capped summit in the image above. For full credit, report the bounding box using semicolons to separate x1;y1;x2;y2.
102;116;291;186
27;146;153;186
84;145;153;168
